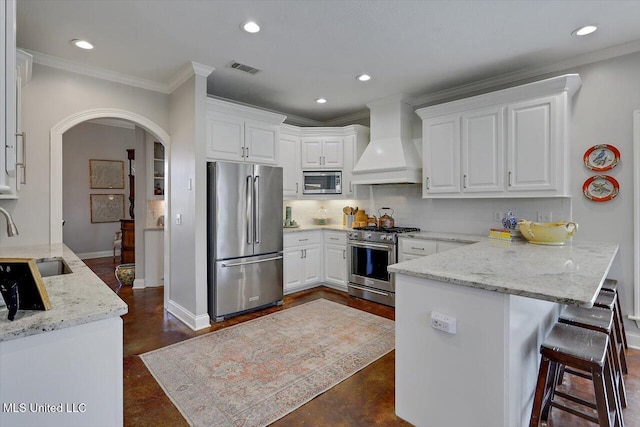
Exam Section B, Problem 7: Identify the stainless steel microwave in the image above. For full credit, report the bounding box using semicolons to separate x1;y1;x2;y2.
302;171;342;194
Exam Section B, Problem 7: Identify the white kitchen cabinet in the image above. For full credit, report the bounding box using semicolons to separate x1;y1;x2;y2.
283;231;322;293
279;126;301;198
506;96;558;192
422;114;460;194
0;2;30;199
147;140;165;199
417;74;581;198
341;126;369;197
461;106;504;193
280;124;368;199
398;237;467;262
205;98;286;165
301;137;343;168
323;231;347;290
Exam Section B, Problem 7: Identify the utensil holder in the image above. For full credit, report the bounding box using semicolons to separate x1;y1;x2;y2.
346;215;355;228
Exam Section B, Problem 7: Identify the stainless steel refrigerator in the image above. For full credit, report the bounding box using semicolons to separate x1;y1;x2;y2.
207;161;283;322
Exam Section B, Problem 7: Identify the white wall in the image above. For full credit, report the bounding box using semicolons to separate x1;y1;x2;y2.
0;63;169;247
569;52;640;338
167;71;210;330
62;122;134;256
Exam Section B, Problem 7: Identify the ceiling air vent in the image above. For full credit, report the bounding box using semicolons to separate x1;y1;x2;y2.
227;61;261;75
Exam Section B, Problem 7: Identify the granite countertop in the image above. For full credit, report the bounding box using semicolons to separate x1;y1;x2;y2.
402;231;486;244
388;240;618;306
283;224;349;233
0;244;128;342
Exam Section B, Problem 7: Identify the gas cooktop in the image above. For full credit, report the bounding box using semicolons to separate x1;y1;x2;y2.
352;226;420;234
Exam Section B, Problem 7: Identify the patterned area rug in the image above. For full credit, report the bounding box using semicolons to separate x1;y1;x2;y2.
141;299;395;427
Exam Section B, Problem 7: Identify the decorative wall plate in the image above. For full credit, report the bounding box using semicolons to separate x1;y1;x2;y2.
583;175;620;202
583;144;620;171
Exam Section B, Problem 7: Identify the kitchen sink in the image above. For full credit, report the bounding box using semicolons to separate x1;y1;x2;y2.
35;258;72;277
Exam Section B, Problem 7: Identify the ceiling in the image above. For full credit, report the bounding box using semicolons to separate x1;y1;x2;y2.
16;0;640;124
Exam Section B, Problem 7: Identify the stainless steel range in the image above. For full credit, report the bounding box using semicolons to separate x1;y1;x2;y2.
347;226;420;307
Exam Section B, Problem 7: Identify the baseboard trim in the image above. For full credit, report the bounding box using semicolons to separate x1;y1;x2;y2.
166;299;211;331
283;283;319;295
322;282;348;293
77;250;116;260
627;331;640;350
132;278;145;289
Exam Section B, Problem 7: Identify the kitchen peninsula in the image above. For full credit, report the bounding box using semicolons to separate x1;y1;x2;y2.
388;239;618;427
0;244;127;427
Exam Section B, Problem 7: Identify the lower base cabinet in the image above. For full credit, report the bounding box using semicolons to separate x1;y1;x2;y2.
284;231;322;293
323;231;347;290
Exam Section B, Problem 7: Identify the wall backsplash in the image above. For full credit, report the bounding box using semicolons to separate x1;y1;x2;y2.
286;185;572;234
368;184;572;234
283;198;367;226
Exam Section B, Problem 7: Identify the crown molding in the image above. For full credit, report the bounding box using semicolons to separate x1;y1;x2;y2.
322;109;369;127
167;61;215;93
413;39;640;107
26;49;171;93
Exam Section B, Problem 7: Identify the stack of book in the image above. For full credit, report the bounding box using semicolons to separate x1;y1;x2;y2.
489;228;522;242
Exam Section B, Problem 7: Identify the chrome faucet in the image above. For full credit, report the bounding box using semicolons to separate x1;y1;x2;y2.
0;207;19;237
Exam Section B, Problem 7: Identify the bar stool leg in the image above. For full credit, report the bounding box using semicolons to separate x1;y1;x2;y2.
592;366;614;427
530;356;552;427
604;356;625;427
612;312;629;374
614;292;629;350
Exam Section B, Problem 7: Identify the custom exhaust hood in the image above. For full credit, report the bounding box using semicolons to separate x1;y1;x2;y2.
351;95;422;185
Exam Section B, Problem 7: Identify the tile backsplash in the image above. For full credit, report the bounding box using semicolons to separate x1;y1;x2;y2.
284;184;571;234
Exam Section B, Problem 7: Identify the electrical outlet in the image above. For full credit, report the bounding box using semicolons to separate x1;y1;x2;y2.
431;311;457;334
537;211;552;223
494;211;502;222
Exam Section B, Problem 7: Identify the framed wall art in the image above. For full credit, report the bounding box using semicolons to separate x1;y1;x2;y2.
89;159;125;189
90;194;125;223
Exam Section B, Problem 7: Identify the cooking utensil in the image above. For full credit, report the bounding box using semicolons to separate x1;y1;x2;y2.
377;207;395;228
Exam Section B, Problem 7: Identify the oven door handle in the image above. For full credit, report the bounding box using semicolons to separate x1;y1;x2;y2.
348;241;394;251
349;284;390;297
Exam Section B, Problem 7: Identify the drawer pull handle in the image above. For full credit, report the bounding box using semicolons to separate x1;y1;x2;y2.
411;247;425;251
330;237;338;240
299;238;308;242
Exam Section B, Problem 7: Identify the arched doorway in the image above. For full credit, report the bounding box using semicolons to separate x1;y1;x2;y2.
50;108;171;307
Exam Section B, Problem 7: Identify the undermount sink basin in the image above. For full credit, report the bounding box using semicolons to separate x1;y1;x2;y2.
35;257;72;277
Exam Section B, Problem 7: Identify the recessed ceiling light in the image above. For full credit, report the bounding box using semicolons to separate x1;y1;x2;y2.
356;74;371;82
242;21;261;33
316;98;327;104
71;39;94;50
572;25;597;36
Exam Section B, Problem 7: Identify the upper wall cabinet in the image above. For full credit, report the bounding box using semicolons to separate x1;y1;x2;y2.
301;137;344;168
280;125;369;199
416;74;581;198
205;98;286;165
1;1;31;199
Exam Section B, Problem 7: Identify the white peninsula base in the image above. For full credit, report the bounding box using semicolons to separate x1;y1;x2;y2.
395;274;559;427
0;317;123;427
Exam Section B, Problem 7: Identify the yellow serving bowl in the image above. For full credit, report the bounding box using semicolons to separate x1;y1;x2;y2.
517;220;578;246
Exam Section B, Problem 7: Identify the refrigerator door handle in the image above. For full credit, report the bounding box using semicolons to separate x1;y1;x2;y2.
221;255;283;268
246;175;253;244
254;175;260;243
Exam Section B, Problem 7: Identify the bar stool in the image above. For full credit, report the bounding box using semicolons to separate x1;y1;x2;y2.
558;305;627;409
595;289;629;374
529;323;622;427
601;279;628;350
